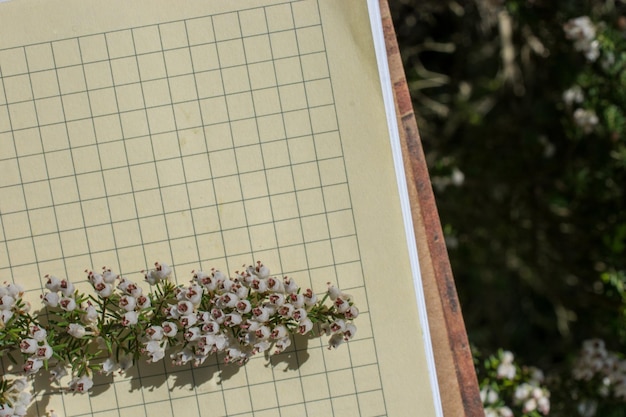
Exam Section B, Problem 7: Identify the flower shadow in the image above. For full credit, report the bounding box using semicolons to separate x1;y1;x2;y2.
105;333;315;397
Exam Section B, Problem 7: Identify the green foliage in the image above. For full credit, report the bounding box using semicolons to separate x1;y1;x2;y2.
390;0;626;415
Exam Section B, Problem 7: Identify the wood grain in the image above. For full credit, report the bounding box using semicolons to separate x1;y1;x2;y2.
378;1;484;415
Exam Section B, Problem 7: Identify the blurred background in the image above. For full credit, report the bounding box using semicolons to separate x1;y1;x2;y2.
388;1;626;416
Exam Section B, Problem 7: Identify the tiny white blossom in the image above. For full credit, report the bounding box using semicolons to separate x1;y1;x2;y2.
122;310;139;326
68;375;93;393
563;85;584;106
564;16;600;62
41;292;59;308
68;323;87;338
573;108;599;133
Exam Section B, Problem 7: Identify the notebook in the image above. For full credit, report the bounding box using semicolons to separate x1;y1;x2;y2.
0;1;444;416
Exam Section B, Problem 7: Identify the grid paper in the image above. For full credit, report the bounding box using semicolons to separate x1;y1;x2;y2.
0;2;387;417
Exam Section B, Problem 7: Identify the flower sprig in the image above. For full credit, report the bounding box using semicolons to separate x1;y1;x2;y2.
0;261;358;416
478;349;551;417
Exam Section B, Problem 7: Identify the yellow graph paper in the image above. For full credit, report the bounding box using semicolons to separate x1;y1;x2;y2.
0;1;439;416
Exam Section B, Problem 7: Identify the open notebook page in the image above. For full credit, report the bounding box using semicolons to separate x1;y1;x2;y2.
0;0;441;416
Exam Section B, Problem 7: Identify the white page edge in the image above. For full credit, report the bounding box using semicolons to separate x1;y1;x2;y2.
366;2;444;416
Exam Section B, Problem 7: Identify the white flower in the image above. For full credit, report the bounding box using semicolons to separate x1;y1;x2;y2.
498;406;513;417
254;325;271;340
224;312;242;327
303;288;317;306
145;340;166;362
283;276;298;294
343;323;357;341
529;366;545;384
181;284;202;305
102;268;117;284
194;271;218;291
23;357;44;374
162;321;178;337
175;300;194;315
29;325;47;341
298;318;313;335
289;293;305;308
537;396;550;415
102;357;119;375
59;279;74;297
179;314;198;328
86;270;103;285
94;282;113;298
274;336;292;353
327;283;341;300
564;16;600;62
68;323;86;338
19;338;38;354
146;325;164;340
171;348;195;366
145;262;171;285
0;309;13;324
514;383;532;402
252;306;271;322
292;308;307;322
497;362;516;380
0;404;15;417
119;295;136;311
136;294;151;309
334;296;350;313
523;398;537;413
480;387;499;405
328;333;344;350
9;377;29;393
202;320;220;335
267;277;284;292
345;305;359;319
81;302;98;325
68;375;93;393
122;311;139;326
251;278;267;293
0;295;14;310
236;299;252;314
41;292;59;308
573;108;599;133
269;292;285;307
6;283;23;297
102;354;132;375
563;85;584;106
249;261;270;279
219;293;238;309
451;167;465;186
59;297;77;312
184;327;201;341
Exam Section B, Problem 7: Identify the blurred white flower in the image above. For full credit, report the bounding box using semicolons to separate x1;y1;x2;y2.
563;85;584;106
573;108;599;134
564;16;600;62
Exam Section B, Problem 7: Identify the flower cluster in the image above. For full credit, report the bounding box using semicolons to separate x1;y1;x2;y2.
562;84;599;135
513;382;551;415
144;261;358;367
481;386;513;417
478;349;551;417
572;108;599;134
564;16;600;62
0;261;358;416
0;377;31;417
572;339;626;401
0;282;28;331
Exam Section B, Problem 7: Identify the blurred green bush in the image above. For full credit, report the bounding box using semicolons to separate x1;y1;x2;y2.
389;1;626;415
